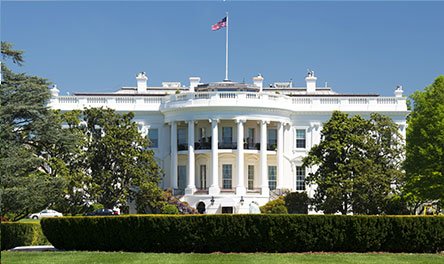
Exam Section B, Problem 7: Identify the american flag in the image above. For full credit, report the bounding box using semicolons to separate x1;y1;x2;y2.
212;17;227;31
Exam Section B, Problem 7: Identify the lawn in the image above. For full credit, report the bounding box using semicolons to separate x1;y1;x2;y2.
2;252;444;264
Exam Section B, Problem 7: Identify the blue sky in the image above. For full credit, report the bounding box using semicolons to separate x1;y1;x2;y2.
2;1;443;97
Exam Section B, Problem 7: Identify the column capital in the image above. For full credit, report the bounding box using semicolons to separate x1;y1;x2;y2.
309;122;320;128
235;119;246;124
168;121;176;126
258;120;270;125
209;118;219;124
186;119;198;124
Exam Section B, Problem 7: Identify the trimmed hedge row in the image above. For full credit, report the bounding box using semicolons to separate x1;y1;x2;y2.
1;222;50;250
41;215;444;253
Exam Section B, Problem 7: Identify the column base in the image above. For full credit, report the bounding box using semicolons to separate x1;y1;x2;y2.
208;186;220;195
185;186;196;195
235;186;246;196
261;186;270;197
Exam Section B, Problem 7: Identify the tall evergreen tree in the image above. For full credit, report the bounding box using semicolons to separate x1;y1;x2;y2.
0;42;75;221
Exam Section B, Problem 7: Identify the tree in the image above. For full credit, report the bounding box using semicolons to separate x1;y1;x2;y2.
303;111;404;215
71;107;164;210
284;192;309;214
404;76;444;208
0;42;75;221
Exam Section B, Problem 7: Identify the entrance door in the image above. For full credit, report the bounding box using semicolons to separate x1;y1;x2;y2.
222;207;233;214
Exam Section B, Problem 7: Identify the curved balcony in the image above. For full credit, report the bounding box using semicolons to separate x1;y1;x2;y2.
160;91;408;114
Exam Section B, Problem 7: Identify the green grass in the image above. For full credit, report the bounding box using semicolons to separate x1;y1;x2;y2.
2;252;444;264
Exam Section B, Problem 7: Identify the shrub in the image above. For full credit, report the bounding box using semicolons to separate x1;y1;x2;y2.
260;196;287;214
161;205;179;215
1;222;50;250
284;192;309;214
41;215;444;253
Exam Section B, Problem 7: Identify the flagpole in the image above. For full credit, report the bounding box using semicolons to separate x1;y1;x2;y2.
225;12;229;81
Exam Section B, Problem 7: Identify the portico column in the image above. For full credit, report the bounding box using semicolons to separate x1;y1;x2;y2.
185;120;196;195
277;122;284;190
170;121;178;189
209;119;220;195
236;119;246;195
260;120;269;196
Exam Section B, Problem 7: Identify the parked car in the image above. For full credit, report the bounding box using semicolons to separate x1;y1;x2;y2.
29;209;63;219
83;208;119;216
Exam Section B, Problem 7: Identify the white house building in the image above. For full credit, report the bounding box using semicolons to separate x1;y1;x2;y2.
49;72;408;214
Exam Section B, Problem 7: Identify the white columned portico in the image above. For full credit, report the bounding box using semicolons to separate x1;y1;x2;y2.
236;119;246;195
260;120;269;196
209;119;220;195
170;121;178;189
185;120;196;195
276;122;284;190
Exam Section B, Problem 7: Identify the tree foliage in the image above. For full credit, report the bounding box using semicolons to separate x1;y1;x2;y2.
0;42;75;221
404;76;444;207
61;107;165;211
303;111;404;215
284;192;309;214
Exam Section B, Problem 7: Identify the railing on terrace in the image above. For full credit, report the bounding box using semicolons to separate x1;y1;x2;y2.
54;96;164;105
53;92;404;111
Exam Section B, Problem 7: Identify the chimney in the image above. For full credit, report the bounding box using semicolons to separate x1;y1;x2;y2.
50;84;60;97
136;72;148;93
253;74;264;92
305;71;317;93
394;85;403;97
189;77;201;92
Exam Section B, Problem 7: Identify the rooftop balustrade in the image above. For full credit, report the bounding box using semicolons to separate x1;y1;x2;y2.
50;91;407;113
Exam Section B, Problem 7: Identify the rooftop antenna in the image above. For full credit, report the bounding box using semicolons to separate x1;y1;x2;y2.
325;81;328;88
289;78;293;88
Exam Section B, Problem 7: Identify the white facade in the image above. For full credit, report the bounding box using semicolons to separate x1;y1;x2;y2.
49;72;408;214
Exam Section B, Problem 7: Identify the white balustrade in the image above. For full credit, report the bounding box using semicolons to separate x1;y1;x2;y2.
52;92;405;113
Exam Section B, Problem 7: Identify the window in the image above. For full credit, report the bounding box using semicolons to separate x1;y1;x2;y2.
248;165;254;190
222;127;232;144
268;166;277;190
148;128;158;148
177;128;187;150
247;128;255;145
296;129;306;149
223;164;232;189
296;166;305;191
268;129;277;150
200;127;206;139
200;165;207;189
178;165;187;189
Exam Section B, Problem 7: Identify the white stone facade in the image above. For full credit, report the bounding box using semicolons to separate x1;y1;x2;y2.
49;72;408;214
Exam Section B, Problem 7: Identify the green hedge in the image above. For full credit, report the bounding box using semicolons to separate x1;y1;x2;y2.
1;222;50;250
41;215;444;253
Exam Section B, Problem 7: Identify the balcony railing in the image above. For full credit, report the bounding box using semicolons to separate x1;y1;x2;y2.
177;144;188;151
218;142;237;149
245;142;260;150
195;141;211;150
267;143;277;151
